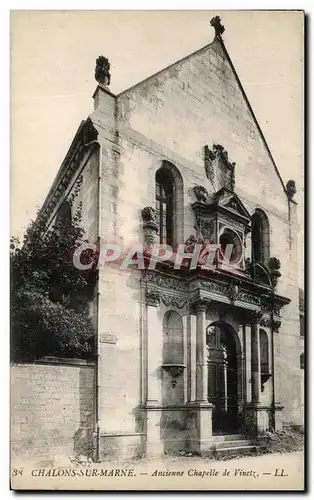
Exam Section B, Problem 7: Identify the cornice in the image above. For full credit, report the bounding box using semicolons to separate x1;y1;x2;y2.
38;118;99;225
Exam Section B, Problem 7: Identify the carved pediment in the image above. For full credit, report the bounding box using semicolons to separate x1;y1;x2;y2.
214;188;251;222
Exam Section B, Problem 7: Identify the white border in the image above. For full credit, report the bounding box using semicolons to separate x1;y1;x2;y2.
1;2;310;498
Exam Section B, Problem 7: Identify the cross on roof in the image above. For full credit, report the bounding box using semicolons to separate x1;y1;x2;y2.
210;16;225;39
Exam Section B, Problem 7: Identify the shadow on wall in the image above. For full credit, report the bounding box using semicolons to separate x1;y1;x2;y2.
73;365;95;459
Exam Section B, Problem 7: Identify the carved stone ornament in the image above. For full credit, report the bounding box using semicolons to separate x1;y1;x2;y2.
95;56;111;86
273;320;282;333
193;299;208;313
145;290;160;307
286;180;297;200
193;185;208;203
268;257;281;271
248;310;264;324
226;281;239;302
161;295;187;309
141;206;159;245
204;144;236;191
162;364;186;388
210;16;225;38
199;219;215;242
184;234;198;253
268;257;282;289
260;314;272;328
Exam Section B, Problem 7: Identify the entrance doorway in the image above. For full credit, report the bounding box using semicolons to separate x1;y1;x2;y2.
206;321;241;435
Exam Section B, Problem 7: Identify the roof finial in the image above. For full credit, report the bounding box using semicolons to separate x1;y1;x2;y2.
95;56;111;87
210;16;225;39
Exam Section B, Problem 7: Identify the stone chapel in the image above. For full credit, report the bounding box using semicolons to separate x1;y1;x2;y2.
39;17;303;458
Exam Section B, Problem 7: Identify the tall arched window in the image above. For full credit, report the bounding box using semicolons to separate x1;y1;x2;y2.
156;169;174;245
155;162;184;246
251;209;270;265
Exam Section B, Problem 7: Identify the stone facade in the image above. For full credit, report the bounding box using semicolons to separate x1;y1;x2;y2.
36;22;303;459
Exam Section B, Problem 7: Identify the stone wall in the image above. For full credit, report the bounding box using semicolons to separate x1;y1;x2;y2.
11;360;95;466
113;38;302;427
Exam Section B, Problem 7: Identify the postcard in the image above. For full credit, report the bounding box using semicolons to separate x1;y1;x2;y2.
10;10;304;491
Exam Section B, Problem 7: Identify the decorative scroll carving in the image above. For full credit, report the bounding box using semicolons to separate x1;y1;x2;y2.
260;314;272;328
162;364;186;388
268;257;282;289
141;206;159;245
145;271;188;294
145;290;160;307
260;293;282;317
193;299;209;313
160;295;187;309
199;280;228;296
193;185;208;203
248;310;263;324
286;180;297;200
199;219;215;242
260;314;281;332
95;55;111;86
237;291;260;306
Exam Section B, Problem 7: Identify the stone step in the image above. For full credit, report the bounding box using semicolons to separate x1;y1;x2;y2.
214;434;245;442
214;439;251;449
214;444;259;454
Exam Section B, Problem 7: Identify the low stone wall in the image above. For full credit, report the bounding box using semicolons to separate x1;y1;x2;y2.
11;359;95;466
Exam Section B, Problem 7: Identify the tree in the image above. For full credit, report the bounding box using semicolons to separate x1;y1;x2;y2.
10;205;97;361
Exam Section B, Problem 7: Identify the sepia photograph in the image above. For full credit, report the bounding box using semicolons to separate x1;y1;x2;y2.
9;10;305;491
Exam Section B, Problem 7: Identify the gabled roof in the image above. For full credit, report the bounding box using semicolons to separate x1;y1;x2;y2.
118;31;289;199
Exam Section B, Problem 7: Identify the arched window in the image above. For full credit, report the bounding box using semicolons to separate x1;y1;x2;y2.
155;162;184;246
260;329;269;375
156;169;174;245
251;209;270;265
219;228;243;265
163;311;183;365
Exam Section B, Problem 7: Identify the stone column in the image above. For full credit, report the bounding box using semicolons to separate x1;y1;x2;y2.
195;301;208;403
251;318;261;404
145;290;163;456
244;311;268;436
188;300;214;454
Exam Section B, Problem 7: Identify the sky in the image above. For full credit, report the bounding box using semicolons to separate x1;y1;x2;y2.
10;10;304;239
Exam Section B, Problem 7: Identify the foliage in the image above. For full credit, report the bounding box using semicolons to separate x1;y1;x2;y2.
10;205;97;361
